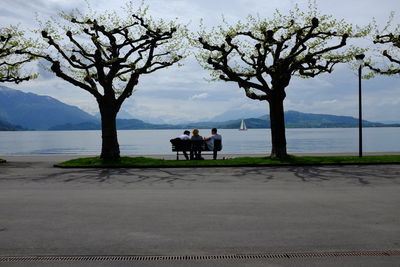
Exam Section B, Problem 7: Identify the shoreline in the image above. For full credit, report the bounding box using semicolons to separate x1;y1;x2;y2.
2;151;400;163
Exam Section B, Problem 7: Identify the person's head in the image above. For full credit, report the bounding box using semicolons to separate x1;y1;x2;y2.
192;128;199;136
183;130;190;136
211;128;217;134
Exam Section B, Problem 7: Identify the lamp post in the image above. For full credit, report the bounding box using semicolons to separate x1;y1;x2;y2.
355;54;365;157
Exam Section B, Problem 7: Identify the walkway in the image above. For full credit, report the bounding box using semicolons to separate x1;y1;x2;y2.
0;155;399;266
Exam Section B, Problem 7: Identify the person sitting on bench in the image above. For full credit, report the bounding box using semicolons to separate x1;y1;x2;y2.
204;128;222;160
190;129;203;160
177;130;191;160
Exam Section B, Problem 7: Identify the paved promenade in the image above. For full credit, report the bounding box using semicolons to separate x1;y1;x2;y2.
0;154;399;266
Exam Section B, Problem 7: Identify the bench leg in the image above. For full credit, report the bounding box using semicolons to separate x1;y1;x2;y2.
176;151;179;161
213;150;217;160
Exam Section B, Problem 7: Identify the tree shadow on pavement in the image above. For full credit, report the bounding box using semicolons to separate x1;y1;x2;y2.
1;164;399;187
288;165;400;185
36;168;199;185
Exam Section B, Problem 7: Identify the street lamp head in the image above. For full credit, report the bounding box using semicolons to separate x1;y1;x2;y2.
355;54;365;67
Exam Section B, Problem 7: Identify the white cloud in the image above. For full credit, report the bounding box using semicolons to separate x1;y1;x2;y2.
189;93;209;100
321;99;338;105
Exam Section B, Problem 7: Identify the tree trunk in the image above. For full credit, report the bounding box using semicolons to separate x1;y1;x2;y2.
268;91;288;159
99;101;120;161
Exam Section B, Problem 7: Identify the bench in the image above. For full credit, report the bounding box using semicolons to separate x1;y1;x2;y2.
170;138;222;160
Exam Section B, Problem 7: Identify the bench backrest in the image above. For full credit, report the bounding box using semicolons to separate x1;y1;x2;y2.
170;138;192;151
170;138;222;151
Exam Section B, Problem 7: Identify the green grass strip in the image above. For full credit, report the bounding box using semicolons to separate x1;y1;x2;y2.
0;158;6;164
55;155;400;168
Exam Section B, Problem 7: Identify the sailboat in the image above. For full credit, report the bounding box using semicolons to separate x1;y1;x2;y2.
239;119;247;131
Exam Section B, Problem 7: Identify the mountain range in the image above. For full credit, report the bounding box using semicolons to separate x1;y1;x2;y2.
0;86;97;130
0;118;26;131
0;86;398;131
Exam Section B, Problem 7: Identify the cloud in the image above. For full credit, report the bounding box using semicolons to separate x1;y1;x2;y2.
321;99;338;105
123;96;231;123
189;93;209;100
0;0;86;29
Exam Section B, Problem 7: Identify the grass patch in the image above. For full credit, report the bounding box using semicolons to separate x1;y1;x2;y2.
55;155;400;168
0;158;6;164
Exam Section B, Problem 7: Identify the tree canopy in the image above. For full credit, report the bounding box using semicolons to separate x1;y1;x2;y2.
0;26;37;83
195;3;369;158
196;5;368;100
25;2;187;105
365;14;400;75
21;2;187;160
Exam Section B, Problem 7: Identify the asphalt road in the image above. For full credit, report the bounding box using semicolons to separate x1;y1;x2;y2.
0;155;399;266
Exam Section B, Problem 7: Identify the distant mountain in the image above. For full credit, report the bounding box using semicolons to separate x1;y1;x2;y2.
194;110;396;129
117;119;176;130
94;109;136;120
49;110;398;130
380;120;400;124
209;109;266;122
49;121;101;131
0;86;97;130
287;110;399;128
220;118;268;129
50;118;178;130
256;110;391;128
1;86;397;131
0;118;26;131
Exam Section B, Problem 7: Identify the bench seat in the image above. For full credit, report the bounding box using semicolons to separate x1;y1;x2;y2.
170;139;222;160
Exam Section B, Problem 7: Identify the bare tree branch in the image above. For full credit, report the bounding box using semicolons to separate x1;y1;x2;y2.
0;28;37;83
366;32;400;75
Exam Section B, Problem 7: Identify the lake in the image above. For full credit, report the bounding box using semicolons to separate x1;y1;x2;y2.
0;128;399;155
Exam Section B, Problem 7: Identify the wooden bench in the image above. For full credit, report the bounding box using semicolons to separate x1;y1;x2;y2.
170;138;222;160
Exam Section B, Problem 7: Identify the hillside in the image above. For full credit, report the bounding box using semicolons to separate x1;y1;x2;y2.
20;110;400;131
0;86;97;130
49;119;177;130
0;118;26;131
180;111;393;129
249;110;390;128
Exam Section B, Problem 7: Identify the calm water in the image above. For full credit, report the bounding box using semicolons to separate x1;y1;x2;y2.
0;128;399;155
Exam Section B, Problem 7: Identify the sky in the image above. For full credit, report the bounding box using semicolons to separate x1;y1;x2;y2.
1;0;400;123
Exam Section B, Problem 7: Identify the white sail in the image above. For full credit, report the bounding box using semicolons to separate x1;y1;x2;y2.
239;119;247;131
